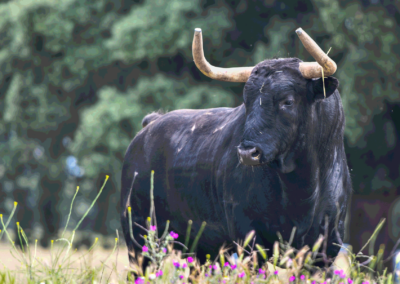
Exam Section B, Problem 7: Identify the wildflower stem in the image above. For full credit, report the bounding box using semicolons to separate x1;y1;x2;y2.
0;202;18;241
189;221;206;253
128;207;142;249
16;222;24;253
62;186;79;238
149;170;157;232
161;220;170;240
73;175;109;232
183;220;192;254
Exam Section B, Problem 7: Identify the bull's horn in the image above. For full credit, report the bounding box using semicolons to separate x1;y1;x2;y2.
296;28;337;79
192;28;254;82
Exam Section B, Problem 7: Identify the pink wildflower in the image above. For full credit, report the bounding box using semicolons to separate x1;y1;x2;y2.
170;231;179;239
135;277;144;284
182;263;187;268
150;225;156;231
231;264;237;270
259;268;265;274
142;245;148;253
348;279;353;284
274;270;279;275
300;275;305;280
173;261;180;268
187;256;194;263
289;276;296;282
238;272;245;278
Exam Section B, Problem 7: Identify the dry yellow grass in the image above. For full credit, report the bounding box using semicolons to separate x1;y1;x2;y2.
0;242;131;282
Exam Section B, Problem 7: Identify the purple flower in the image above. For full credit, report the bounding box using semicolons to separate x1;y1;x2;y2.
182;263;187;268
259;268;265;274
162;247;167;253
300;275;305;280
213;264;218;270
135;277;144;284
150;225;156;231
231;264;237;270
209;265;212;269
312;281;316;284
205;273;209;277
187;257;194;263
173;261;180;268
274;270;279;275
142;245;148;253
289;276;296;282
179;275;184;279
170;231;179;239
238;272;245;278
362;282;370;284
155;270;163;277
224;262;229;267
348;279;353;284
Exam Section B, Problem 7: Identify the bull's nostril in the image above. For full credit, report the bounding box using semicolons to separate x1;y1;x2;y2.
251;150;260;158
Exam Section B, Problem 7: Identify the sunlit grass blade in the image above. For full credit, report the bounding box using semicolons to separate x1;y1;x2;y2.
358;218;385;256
273;241;279;269
256;244;267;260
288;227;296;247
243;230;255;249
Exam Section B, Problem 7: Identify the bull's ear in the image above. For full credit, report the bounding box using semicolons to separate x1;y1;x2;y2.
307;77;339;102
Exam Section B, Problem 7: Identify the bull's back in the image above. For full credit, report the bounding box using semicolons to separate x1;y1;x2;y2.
121;106;244;243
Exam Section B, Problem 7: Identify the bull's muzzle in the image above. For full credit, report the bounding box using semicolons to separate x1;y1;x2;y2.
237;146;262;166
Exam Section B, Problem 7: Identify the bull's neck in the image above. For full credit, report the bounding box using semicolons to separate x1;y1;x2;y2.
276;152;318;201
278;95;345;203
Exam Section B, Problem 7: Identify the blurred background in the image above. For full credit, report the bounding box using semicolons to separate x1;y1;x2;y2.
0;0;399;267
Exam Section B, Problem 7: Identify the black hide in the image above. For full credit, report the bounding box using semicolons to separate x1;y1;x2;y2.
121;58;352;268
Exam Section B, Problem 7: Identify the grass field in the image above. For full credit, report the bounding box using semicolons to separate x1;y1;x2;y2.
0;174;397;283
0;241;130;283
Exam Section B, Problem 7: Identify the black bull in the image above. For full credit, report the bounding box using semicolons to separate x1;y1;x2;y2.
120;57;352;267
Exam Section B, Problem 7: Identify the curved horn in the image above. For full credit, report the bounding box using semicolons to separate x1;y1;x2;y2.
296;28;337;79
192;28;254;82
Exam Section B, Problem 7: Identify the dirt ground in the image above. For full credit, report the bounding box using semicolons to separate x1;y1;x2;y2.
0;242;131;282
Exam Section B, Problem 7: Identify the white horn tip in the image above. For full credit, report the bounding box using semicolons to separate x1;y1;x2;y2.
194;28;202;33
296;28;303;35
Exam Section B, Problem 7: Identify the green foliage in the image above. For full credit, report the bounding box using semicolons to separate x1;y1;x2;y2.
0;0;399;242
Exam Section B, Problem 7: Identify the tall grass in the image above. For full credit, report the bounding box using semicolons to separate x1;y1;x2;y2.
0;172;398;283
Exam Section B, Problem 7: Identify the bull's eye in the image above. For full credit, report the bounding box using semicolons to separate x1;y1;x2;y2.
284;100;294;106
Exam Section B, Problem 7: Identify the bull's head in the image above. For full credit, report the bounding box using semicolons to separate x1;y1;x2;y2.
192;28;339;173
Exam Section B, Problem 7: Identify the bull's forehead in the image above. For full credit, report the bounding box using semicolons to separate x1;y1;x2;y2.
245;58;306;97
